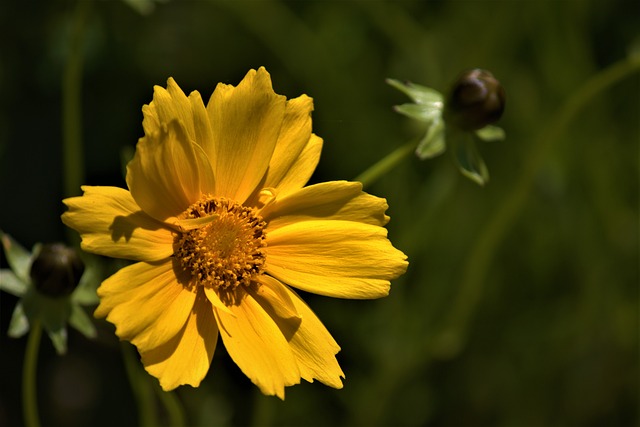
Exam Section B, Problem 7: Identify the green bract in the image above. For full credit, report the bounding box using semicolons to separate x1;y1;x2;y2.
0;231;100;354
387;76;506;186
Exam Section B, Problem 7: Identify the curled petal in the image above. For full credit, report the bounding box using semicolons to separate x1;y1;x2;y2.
260;95;314;190
271;135;323;198
126;120;215;221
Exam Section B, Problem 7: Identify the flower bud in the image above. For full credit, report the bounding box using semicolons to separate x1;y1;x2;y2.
30;244;84;297
445;69;505;131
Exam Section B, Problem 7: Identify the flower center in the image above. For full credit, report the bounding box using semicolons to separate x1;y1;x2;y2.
174;197;267;290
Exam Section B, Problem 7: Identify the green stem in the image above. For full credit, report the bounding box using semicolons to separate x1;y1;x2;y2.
23;320;42;427
434;55;640;355
354;140;417;188
62;0;90;199
121;343;157;427
154;386;187;427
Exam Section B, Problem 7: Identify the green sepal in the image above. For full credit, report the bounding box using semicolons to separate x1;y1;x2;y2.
22;288;72;355
475;125;505;142
1;231;33;283
0;269;28;297
386;78;443;105
8;301;30;338
69;305;97;339
47;327;68;355
415;116;446;159
394;103;441;123
72;254;101;306
452;132;489;186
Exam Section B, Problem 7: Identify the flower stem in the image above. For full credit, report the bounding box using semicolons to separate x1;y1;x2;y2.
62;0;90;199
121;343;157;427
154;386;187;427
354;140;417;188
434;54;640;356
23;320;42;427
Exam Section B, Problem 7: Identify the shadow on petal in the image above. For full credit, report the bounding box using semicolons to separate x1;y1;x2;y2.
109;211;170;243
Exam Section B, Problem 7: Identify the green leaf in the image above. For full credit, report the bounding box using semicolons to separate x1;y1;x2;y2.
475;125;506;142
415;116;446;159
452;132;490;186
0;269;28;296
386;78;443;105
69;304;97;339
8;302;30;338
1;231;33;283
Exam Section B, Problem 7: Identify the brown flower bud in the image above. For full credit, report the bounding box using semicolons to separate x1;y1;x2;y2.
30;244;84;297
445;69;505;131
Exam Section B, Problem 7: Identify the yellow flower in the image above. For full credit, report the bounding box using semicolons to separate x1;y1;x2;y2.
62;67;408;398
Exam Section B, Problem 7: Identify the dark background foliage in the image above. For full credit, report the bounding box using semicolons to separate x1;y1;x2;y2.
0;0;637;426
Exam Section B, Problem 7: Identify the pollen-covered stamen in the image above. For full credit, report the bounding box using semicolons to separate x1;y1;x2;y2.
174;197;267;290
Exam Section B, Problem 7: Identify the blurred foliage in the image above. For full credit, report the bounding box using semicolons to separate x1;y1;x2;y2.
0;0;637;426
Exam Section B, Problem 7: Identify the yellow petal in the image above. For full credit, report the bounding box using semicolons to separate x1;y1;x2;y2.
95;260;197;351
214;287;300;399
259;276;344;388
260;95;314;190
273;134;323;197
255;275;301;323
261;180;389;229
140;287;218;390
189;90;215;166
203;287;234;316
142;78;213;148
145;79;193;137
265;221;408;299
246;135;323;208
126;120;215;221
62;186;174;262
206;67;286;203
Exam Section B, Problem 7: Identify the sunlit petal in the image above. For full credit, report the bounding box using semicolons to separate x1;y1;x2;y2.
127;120;215;221
266;220;408;299
62;186;174;262
262;180;389;229
259;275;344;388
214;287;300;399
141;287;218;390
95;260;197;351
206;67;286;202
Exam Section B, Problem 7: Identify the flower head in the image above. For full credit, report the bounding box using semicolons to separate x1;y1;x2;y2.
62;67;408;398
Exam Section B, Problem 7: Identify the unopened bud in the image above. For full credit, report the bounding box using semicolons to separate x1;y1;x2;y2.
30;244;84;297
445;69;505;131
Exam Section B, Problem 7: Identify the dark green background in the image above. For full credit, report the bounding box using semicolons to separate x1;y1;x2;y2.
1;0;637;426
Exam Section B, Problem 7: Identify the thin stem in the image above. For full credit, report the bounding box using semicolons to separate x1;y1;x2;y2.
435;54;640;353
23;320;42;427
354;140;417;188
62;0;90;199
154;386;187;427
121;343;157;427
